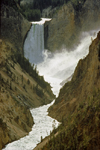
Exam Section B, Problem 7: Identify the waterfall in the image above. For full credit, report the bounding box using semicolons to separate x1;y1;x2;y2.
2;17;99;150
24;18;51;64
36;30;99;96
24;23;44;64
24;23;99;96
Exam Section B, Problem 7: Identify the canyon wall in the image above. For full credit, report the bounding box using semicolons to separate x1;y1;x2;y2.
0;3;55;149
45;0;100;51
45;32;100;150
0;4;33;149
1;4;31;53
49;31;100;123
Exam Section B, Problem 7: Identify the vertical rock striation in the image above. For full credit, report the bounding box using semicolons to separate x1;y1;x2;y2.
46;0;100;51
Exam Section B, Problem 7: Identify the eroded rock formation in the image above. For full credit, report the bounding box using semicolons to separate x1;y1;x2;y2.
45;0;100;51
0;2;55;149
49;31;100;123
43;32;100;150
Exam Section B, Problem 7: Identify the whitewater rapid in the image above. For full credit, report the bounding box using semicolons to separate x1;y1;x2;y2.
3;100;60;150
3;17;99;150
37;30;98;96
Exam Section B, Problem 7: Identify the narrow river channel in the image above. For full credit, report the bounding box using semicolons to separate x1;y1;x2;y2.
3;18;99;150
3;100;59;150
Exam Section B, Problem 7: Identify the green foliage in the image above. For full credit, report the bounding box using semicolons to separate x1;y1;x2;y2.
1;0;18;11
14;51;50;90
19;0;70;21
21;75;23;84
0;118;7;129
2;0;86;21
35;84;44;98
22;8;41;21
20;0;86;13
42;92;100;150
27;79;30;85
6;65;11;74
15;0;21;6
10;80;12;90
71;0;86;11
0;73;2;81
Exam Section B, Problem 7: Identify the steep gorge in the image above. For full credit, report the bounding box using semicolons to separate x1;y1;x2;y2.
1;0;100;149
49;31;100;121
0;2;55;149
43;31;100;150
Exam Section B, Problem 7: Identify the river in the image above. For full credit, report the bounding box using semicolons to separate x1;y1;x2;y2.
3;100;59;150
3;18;99;150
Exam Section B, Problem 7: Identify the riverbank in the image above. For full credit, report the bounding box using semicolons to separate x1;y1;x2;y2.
3;100;60;150
33;135;50;150
0;2;55;149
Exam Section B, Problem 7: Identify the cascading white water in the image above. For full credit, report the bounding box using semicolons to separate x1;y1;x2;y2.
24;18;51;64
37;30;99;96
3;18;99;150
24;23;44;64
3;100;60;150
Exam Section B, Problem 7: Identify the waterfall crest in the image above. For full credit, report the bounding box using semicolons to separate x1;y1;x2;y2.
24;18;51;64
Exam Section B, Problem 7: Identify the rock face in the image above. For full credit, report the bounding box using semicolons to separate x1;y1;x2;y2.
49;31;100;121
80;0;100;31
42;6;59;18
46;0;100;51
0;3;55;149
0;91;33;150
0;4;33;148
0;39;54;149
42;32;100;150
1;4;31;53
46;3;77;51
44;20;52;50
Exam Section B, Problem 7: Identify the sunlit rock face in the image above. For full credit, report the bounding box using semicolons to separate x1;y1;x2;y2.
79;0;100;31
46;0;100;51
0;4;33;149
48;31;100;122
3;100;60;150
46;3;77;51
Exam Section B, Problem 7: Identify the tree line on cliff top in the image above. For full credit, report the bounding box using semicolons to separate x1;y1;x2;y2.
1;0;86;21
20;0;86;20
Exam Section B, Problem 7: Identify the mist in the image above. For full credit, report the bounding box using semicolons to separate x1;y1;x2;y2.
37;30;99;97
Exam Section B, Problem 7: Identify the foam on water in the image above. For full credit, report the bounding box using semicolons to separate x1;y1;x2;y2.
3;100;60;150
3;18;99;150
37;30;98;96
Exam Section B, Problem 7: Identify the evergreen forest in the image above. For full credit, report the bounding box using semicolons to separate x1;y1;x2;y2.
19;0;86;21
1;0;86;21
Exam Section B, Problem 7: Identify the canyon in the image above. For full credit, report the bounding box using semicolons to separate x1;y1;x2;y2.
0;1;54;149
42;30;100;150
1;0;100;149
